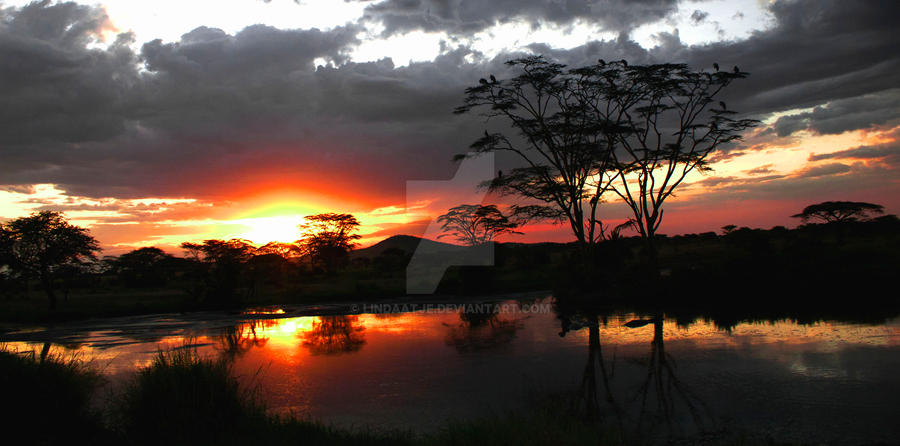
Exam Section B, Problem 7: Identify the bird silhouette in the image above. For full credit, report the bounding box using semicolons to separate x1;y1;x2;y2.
489;74;497;83
733;65;740;73
484;130;490;138
598;58;606;65
719;101;727;110
497;170;503;178
713;62;719;71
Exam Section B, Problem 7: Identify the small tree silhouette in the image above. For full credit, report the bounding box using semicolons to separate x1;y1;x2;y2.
792;201;884;223
437;204;522;246
298;213;361;272
0;211;99;310
180;239;255;303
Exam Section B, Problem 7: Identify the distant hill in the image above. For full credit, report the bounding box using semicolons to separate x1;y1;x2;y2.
351;235;463;258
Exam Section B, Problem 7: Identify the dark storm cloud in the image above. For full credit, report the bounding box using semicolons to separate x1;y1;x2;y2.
0;1;138;145
0;2;515;203
492;0;900;127
358;0;679;36
771;89;900;137
808;140;900;163
793;162;852;179
676;0;900;116
1;0;899;211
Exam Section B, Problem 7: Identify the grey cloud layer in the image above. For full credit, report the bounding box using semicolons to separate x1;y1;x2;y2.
1;0;898;205
359;0;679;36
773;90;900;137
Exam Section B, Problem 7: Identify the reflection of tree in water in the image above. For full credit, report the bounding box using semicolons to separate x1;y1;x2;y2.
444;305;524;352
560;312;712;443
301;316;366;355
631;315;712;440
213;320;270;360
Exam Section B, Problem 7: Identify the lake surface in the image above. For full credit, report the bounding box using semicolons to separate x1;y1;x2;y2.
2;296;898;444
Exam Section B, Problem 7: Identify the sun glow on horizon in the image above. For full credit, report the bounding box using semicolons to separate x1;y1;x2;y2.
235;215;307;245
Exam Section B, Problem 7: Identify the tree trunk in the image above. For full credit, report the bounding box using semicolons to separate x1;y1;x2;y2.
581;319;601;418
644;233;660;282
40;273;57;312
39;342;51;363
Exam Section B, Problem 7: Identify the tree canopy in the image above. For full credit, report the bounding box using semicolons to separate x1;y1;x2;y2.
298;213;361;272
455;56;757;259
588;61;758;249
792;201;885;223
437;204;522;246
455;56;620;246
180;239;256;303
455;56;757;254
111;247;177;288
0;211;100;310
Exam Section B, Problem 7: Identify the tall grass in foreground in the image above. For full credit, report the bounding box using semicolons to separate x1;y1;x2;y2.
116;347;408;445
0;345;108;445
115;348;267;444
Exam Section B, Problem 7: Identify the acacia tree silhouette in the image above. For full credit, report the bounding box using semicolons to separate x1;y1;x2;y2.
298;213;361;273
455;56;621;250
256;241;302;258
456;57;756;276
437;204;522;246
0;211;99;310
111;247;176;288
180;239;255;303
792;201;884;223
584;61;758;274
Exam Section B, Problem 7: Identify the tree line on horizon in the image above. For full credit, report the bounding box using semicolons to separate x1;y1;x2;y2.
0;211;366;310
1;198;894;312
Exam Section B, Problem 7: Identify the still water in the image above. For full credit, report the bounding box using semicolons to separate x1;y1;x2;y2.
2;296;898;444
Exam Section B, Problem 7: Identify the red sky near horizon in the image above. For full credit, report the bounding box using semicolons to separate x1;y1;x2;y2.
3;120;898;256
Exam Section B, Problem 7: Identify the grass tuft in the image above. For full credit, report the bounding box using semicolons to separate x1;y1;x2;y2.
0;345;108;445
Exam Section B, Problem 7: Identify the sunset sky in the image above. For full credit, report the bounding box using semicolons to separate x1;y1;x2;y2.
1;0;898;254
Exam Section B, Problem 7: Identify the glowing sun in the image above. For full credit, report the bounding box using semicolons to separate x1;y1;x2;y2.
237;215;306;245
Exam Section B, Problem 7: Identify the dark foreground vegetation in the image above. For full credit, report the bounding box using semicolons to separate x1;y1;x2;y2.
0;346;797;446
1;214;899;324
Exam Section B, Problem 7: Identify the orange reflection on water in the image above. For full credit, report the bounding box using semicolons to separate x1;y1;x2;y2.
558;314;900;349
